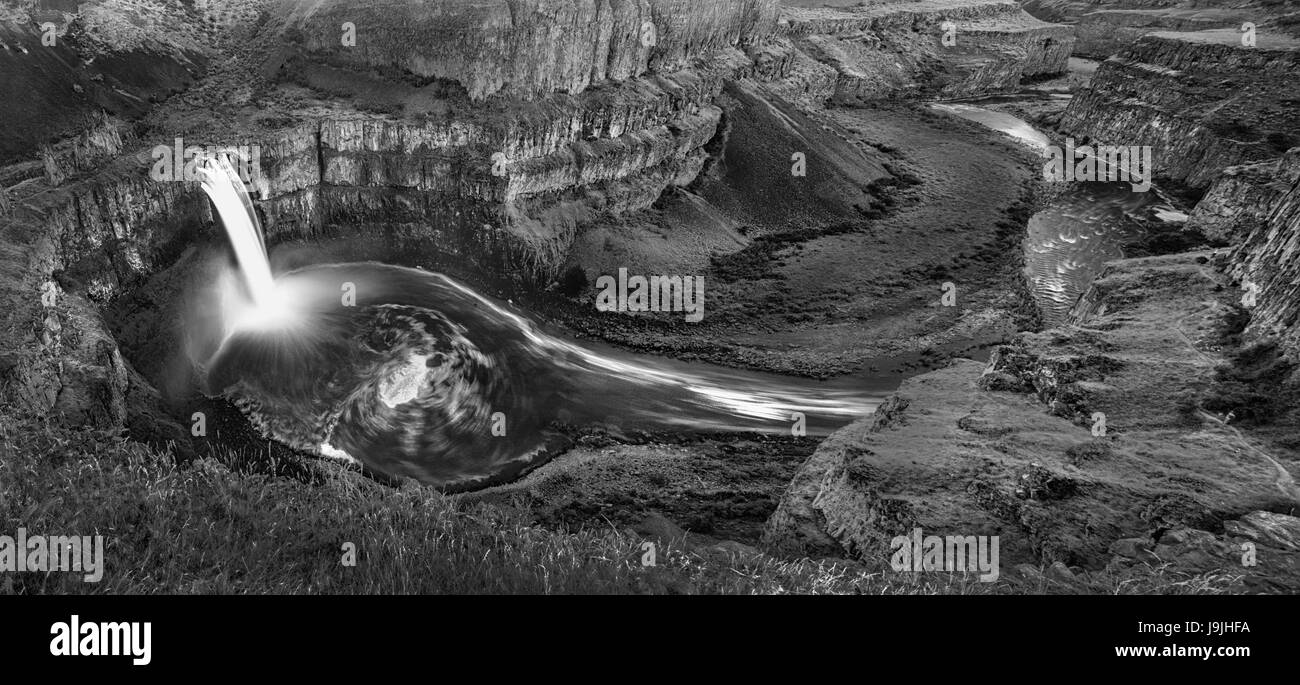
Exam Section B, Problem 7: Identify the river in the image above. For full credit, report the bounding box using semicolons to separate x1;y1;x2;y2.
932;99;1190;325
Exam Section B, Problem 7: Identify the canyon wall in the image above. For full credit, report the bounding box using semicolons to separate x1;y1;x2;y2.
1058;30;1300;191
1;0;1073;433
12;0;1076;295
1018;0;1267;57
767;0;1073;104
281;0;780;101
1189;149;1300;366
1071;9;1243;58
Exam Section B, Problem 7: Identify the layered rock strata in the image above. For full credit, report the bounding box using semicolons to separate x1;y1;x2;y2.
767;0;1073;104
1057;29;1300;190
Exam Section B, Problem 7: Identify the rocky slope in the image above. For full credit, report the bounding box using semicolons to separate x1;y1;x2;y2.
1057;29;1300;192
765;250;1300;587
0;0;210;165
280;0;781;101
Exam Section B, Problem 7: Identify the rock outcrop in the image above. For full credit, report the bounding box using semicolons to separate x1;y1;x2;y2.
1058;29;1300;190
1105;512;1300;592
1190;149;1300;367
767;0;1073;104
765;251;1298;575
280;0;781;101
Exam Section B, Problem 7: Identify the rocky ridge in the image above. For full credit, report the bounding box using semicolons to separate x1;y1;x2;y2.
765;251;1300;587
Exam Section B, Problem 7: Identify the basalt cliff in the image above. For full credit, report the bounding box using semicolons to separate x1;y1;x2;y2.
1;0;1071;435
1057;29;1300;191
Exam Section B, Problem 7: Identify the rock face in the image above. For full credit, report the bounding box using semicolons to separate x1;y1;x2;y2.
1018;0;1267;58
280;0;781;101
765;252;1296;572
1186;150;1300;245
1190;149;1300;367
1071;8;1244;58
253;74;730;283
768;0;1073;104
2;0;1076;298
1058;30;1300;190
0;168;195;443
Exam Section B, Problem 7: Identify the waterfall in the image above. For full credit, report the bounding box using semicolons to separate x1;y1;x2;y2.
197;154;276;309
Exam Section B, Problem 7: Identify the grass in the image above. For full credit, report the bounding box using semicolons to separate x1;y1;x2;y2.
0;411;1243;594
1201;340;1300;426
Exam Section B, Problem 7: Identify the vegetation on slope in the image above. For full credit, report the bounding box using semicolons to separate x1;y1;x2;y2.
0;411;1241;595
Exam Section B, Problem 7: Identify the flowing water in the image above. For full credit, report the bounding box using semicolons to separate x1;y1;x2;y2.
194;101;1172;489
192;155;887;489
932;100;1190;325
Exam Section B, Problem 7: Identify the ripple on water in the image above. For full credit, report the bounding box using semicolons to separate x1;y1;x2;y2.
929;101;1188;328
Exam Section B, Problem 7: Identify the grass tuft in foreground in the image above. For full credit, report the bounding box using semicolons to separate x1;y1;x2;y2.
0;412;1239;594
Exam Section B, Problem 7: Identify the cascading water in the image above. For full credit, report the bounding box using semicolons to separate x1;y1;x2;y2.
197;155;275;309
190;154;886;490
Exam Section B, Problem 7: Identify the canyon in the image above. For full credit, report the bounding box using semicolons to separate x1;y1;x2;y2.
1;0;1070;433
761;0;1300;588
2;0;1299;592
